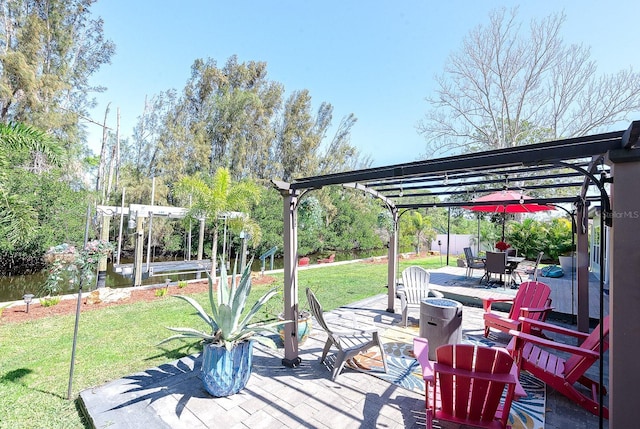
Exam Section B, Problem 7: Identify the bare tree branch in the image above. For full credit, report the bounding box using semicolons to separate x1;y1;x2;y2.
418;7;640;157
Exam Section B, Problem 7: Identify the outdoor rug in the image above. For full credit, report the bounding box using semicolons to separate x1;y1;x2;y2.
348;326;545;429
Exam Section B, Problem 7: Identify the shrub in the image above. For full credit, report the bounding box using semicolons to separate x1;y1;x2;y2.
41;297;60;307
544;218;574;260
506;217;574;262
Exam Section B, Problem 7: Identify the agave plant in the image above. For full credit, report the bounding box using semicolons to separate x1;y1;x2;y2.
160;260;286;351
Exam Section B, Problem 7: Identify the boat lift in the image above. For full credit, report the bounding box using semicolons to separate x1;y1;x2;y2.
97;204;203;286
96;204;250;287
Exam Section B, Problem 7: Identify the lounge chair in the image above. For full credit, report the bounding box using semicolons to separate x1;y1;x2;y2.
306;288;387;380
414;337;520;429
397;266;444;327
509;315;610;418
483;280;553;337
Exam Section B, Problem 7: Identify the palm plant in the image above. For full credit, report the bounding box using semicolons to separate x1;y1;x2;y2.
506;218;546;259
174;167;261;277
0;123;62;246
159;259;284;351
409;211;435;253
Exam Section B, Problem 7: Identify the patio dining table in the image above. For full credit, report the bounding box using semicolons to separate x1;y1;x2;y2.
507;256;525;266
482;255;525;287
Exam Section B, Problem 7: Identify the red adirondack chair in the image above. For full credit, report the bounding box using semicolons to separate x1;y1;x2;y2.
298;257;310;266
483;280;553;337
317;253;335;264
414;337;520;429
508;315;610;419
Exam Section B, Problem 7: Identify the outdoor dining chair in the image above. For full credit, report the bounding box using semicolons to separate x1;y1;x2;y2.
484;251;514;287
463;247;485;279
512;251;544;282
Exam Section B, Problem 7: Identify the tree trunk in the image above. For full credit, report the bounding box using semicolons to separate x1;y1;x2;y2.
211;226;219;285
105;107;120;202
97;103;110;202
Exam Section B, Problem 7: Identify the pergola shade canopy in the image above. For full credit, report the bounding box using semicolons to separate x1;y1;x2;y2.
286;128;628;210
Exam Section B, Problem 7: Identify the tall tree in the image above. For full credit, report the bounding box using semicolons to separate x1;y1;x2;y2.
316;113;369;174
129;90;178;180
276;90;321;181
175;56;283;181
418;8;640;155
0;0;115;146
275;90;368;181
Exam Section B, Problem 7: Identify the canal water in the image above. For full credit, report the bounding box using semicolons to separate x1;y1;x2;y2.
0;263;182;303
0;249;391;303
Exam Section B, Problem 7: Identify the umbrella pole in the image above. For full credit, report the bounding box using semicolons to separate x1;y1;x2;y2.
477;214;480;255
501;212;506;241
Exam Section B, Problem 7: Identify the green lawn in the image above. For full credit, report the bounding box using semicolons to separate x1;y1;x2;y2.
0;256;444;428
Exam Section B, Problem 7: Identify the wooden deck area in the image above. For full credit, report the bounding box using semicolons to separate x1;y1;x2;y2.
427;265;608;320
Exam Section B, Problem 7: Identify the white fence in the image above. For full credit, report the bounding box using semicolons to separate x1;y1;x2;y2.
430;234;475;256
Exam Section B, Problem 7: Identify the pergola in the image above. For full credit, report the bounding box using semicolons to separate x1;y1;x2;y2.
273;120;640;428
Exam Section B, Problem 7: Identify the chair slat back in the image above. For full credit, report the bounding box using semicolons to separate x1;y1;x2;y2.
485;251;507;275
532;251;544;281
436;344;515;426
534;251;544;266
401;266;431;304
463;247;474;264
306;288;333;337
564;315;610;383
510;281;552;321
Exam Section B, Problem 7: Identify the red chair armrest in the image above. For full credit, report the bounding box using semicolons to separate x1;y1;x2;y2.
482;297;514;311
413;337;434;381
518;306;554;318
508;329;599;358
517;317;590;340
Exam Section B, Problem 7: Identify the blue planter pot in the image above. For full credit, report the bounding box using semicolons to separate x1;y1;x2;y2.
201;341;253;397
277;312;312;345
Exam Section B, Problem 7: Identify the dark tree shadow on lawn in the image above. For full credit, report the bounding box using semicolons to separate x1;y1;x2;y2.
2;367;67;400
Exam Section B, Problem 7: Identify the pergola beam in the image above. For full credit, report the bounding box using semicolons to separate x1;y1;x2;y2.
289;131;623;190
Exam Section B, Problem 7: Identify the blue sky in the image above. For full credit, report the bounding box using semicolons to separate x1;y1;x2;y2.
87;1;640;167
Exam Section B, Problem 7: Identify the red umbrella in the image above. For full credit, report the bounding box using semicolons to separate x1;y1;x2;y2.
464;190;554;240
